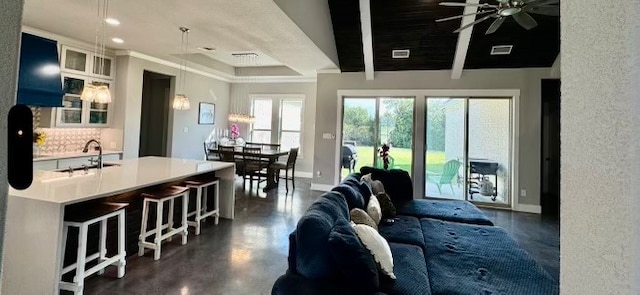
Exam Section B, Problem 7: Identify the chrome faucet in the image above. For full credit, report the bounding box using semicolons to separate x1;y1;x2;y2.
83;139;103;169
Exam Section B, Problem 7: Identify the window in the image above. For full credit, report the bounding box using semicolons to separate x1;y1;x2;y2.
250;96;303;152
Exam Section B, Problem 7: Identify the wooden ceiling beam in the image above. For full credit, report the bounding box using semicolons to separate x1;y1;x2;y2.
359;0;375;80
451;0;480;79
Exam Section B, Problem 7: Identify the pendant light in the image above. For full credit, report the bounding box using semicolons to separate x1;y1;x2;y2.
81;0;112;104
173;27;191;110
228;53;258;123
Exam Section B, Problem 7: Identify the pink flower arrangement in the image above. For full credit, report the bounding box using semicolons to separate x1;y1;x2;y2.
230;124;240;139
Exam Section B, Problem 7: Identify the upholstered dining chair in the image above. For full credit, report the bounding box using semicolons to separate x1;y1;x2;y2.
269;147;299;192
242;146;267;187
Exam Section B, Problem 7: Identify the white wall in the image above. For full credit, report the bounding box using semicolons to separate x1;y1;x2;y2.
313;69;554;207
561;0;640;293
113;55;230;160
230;82;316;174
0;0;23;288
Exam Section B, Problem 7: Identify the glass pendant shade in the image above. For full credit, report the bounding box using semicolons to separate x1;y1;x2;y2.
81;83;111;103
80;84;98;102
173;94;191;110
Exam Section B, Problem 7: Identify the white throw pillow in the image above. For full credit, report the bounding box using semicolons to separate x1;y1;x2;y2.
351;222;396;279
366;194;382;224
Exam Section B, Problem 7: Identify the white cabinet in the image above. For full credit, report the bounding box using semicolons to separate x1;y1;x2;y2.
54;45;115;128
60;46;115;79
33;160;58;171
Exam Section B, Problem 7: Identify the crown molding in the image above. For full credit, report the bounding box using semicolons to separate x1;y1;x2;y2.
116;50;317;84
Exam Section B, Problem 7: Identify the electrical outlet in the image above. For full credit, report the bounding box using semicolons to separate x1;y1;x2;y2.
183;127;189;133
520;189;527;197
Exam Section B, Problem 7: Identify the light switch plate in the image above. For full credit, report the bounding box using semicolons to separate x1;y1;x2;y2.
183;127;189;133
322;133;335;139
520;189;527;197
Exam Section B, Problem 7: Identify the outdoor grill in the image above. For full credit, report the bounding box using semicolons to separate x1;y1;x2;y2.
342;144;358;173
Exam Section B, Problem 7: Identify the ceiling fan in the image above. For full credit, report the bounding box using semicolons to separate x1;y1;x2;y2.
436;0;559;35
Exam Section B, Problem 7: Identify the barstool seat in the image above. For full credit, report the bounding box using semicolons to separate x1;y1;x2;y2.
184;176;220;235
60;203;127;295
139;186;190;260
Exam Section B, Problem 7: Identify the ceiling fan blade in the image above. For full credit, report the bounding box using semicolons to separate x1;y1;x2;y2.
453;14;496;33
436;10;493;23
440;2;495;8
485;17;505;34
525;0;559;6
527;6;559;16
512;12;538;30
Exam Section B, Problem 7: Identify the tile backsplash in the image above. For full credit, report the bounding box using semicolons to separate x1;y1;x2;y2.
37;128;102;154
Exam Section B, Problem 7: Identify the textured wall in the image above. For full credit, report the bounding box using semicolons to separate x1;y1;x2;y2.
0;0;23;289
314;68;553;206
560;0;640;293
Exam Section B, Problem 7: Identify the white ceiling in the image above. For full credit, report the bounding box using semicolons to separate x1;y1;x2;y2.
21;0;338;77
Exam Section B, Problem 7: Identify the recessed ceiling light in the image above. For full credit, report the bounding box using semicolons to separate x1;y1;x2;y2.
105;18;120;26
198;47;217;52
112;38;124;44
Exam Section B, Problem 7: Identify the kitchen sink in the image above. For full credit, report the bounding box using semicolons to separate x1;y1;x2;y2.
55;163;120;173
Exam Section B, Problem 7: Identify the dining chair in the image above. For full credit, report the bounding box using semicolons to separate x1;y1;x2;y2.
242;146;267;187
219;146;244;174
203;142;218;161
245;142;263;149
269;147;299;192
262;143;281;151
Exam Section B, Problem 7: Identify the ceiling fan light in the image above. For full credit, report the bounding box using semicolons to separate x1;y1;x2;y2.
499;7;522;16
173;94;191;110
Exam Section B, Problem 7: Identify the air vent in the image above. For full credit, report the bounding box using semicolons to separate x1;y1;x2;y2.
392;49;410;59
491;45;513;55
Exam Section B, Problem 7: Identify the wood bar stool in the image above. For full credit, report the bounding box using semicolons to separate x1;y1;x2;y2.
138;186;189;260
59;203;127;295
184;176;220;235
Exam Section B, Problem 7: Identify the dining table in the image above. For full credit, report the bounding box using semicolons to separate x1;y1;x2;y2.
209;147;289;192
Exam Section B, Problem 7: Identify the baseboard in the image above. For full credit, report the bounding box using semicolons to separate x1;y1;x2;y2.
514;204;542;214
310;183;335;191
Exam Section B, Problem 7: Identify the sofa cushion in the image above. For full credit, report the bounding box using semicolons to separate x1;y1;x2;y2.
360;167;413;205
328;219;379;292
378;216;425;249
397;199;494;226
421;218;559;295
295;192;350;278
332;184;365;210
377;192;397;219
388;242;432;295
350;208;378;230
342;174;373;206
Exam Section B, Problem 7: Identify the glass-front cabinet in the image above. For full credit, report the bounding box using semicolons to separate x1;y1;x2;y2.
55;74;112;127
54;45;115;127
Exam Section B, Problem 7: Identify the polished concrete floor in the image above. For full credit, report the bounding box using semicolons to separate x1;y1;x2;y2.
82;178;559;294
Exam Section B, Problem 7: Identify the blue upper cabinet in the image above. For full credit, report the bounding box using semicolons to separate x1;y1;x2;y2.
17;33;64;107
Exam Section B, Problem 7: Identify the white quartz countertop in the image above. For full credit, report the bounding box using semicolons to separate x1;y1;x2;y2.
9;157;234;205
33;150;123;162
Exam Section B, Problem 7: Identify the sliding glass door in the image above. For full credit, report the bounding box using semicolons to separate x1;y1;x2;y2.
425;97;512;207
341;97;414;180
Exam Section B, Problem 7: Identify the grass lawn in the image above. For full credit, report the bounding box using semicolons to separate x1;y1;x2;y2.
341;146;446;178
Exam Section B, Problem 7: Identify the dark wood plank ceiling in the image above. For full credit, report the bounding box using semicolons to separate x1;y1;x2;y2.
328;0;560;72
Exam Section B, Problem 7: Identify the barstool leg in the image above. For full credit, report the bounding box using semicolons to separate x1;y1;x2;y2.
167;199;175;242
154;201;164;261
214;183;220;225
181;193;188;245
195;187;202;235
60;224;69;280
138;199;149;257
117;211;126;278
74;224;89;295
202;187;208;223
98;219;107;275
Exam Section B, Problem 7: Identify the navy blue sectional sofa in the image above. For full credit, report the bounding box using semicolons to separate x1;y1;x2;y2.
272;168;558;295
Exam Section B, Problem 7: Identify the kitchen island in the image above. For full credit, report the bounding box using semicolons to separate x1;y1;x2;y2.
2;157;235;295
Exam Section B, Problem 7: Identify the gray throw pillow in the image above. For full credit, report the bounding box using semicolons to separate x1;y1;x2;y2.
371;180;385;195
350;208;378;230
377;192;396;219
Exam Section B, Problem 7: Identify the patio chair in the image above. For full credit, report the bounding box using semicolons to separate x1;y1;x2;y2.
426;159;461;195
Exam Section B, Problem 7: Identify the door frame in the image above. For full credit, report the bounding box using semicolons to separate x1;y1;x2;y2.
335;89;520;204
